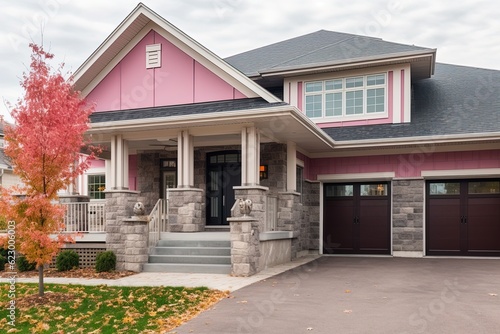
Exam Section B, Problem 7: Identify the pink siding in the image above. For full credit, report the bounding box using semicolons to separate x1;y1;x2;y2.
310;150;500;180
89;159;105;168
194;61;234;102
297;151;312;180
87;30;247;112
129;155;137;191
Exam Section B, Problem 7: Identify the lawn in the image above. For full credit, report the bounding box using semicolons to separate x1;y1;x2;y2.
0;283;229;333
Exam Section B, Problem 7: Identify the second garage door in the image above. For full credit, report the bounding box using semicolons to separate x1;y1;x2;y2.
323;182;391;255
426;180;500;256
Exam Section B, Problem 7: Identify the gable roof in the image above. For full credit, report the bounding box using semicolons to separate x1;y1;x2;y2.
322;63;500;143
225;30;436;80
73;3;280;103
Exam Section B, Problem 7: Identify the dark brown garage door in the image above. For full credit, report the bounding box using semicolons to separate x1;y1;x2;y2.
426;180;500;256
323;182;391;255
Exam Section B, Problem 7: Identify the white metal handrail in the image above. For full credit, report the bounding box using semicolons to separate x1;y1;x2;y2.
148;199;168;253
62;201;106;233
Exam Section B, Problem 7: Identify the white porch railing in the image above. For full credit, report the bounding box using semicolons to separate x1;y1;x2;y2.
266;196;278;231
148;198;168;253
62;201;106;233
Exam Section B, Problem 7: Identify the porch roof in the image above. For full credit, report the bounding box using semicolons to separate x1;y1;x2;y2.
87;98;335;154
90;98;285;123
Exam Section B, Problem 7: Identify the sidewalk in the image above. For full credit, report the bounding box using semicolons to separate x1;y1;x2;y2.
0;255;319;292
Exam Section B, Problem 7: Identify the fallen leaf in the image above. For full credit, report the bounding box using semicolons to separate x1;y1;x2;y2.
345;290;351;293
488;293;498;297
307;327;313;330
343;310;353;314
237;300;248;304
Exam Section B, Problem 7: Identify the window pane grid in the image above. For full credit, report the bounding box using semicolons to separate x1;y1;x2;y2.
304;73;385;119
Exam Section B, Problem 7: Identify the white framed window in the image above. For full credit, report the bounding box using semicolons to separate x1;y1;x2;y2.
88;174;106;200
305;73;386;120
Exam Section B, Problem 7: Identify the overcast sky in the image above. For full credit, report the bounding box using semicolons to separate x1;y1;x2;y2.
1;0;500;122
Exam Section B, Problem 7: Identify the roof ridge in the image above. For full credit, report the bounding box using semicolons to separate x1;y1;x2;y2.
269;35;358;70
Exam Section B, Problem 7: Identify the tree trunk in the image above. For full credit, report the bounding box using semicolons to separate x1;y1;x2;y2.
38;265;44;296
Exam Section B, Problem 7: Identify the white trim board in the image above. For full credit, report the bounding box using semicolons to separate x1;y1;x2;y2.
317;172;395;182
421;168;500;179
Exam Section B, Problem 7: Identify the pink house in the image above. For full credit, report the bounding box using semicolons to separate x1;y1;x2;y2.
71;4;500;275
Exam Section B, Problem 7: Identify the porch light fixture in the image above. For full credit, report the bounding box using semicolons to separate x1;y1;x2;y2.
260;165;268;180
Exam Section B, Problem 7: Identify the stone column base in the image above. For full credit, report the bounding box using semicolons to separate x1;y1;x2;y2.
108;217;149;272
167;188;204;232
229;217;260;277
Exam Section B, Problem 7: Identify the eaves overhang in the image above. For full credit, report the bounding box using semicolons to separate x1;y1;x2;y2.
87;105;335;155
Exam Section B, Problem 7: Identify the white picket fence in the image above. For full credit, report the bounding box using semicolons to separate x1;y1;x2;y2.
62;201;106;233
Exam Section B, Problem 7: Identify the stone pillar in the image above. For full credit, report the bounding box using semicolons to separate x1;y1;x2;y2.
105;190;141;266
233;186;268;232
278;192;302;258
121;217;149;272
229;217;260;276
392;179;424;257
167;188;204;232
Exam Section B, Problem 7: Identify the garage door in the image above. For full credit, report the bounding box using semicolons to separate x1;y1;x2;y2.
426;180;500;256
323;182;391;255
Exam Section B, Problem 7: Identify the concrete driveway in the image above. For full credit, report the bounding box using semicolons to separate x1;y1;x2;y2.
170;257;500;334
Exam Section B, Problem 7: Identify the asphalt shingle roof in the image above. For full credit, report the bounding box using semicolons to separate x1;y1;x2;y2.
323;63;500;141
90;98;286;123
225;30;432;76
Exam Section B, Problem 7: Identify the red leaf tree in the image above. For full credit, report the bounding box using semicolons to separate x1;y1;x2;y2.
0;44;98;296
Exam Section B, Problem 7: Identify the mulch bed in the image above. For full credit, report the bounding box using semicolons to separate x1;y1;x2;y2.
0;267;137;279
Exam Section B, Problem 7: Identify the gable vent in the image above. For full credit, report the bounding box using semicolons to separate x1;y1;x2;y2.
146;43;162;69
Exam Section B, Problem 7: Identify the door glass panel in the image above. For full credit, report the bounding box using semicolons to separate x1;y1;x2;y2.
468;181;500;194
163;171;176;196
360;184;387;196
429;182;460;195
210;171;219;191
210;197;219;218
325;185;353;197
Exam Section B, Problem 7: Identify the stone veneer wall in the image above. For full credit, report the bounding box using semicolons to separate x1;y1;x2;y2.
303;181;320;251
260;143;287;194
277;193;302;258
392;179;424;254
167;189;204;232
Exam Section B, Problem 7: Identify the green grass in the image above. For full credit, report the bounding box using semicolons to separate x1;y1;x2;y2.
0;283;228;333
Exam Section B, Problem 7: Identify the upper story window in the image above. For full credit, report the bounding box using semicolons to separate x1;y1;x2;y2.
305;74;386;120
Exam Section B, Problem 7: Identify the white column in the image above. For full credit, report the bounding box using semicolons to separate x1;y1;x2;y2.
110;134;129;190
241;126;260;186
287;141;297;192
110;135;117;189
177;130;194;188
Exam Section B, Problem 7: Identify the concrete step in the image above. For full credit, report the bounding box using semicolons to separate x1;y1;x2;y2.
156;239;231;248
142;263;231;274
152;246;231;256
149;254;231;265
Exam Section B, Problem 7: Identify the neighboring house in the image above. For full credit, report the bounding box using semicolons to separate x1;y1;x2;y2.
69;4;500;273
0;123;22;189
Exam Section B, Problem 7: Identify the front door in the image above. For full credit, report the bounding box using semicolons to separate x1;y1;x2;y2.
206;151;241;225
323;182;391;254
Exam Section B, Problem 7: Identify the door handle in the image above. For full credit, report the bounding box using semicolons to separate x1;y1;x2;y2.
460;216;467;224
223;195;225;206
353;217;359;224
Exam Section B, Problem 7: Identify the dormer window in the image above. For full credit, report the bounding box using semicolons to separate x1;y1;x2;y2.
305;73;386;120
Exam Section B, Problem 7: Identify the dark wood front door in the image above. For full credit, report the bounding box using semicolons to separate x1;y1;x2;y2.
426;180;500;256
206;151;241;226
323;182;391;254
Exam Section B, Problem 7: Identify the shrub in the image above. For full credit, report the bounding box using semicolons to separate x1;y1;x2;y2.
56;250;79;271
17;255;36;272
0;254;5;271
95;251;116;272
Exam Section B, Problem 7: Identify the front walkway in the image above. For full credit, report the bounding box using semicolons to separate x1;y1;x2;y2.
0;255;318;292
